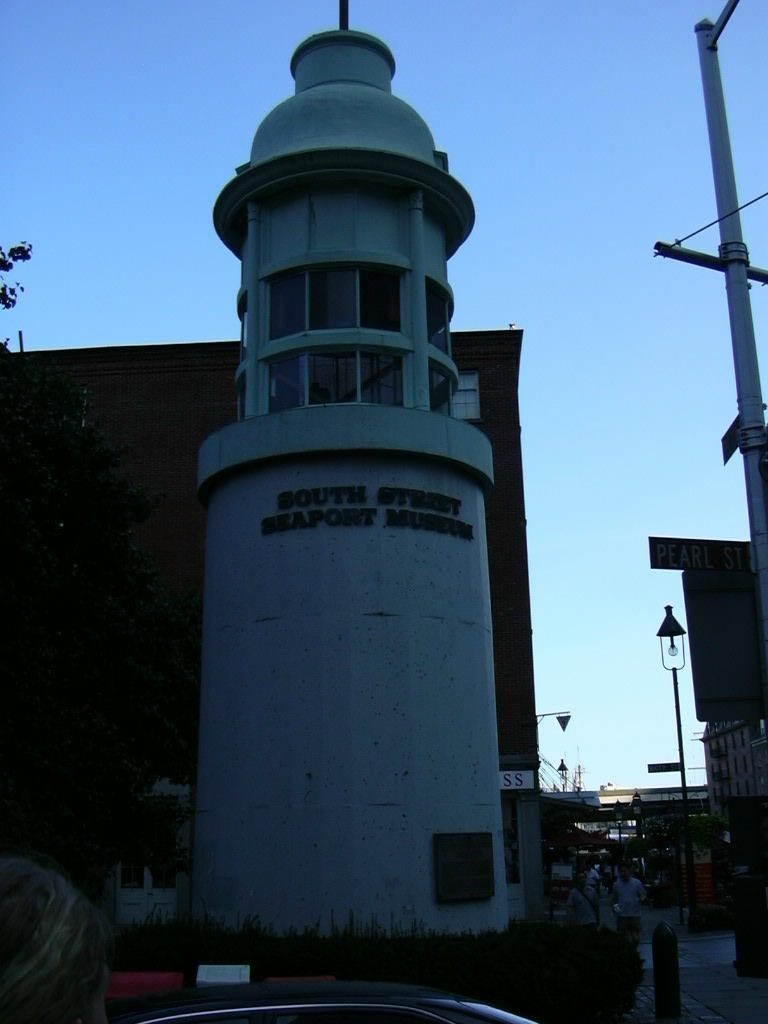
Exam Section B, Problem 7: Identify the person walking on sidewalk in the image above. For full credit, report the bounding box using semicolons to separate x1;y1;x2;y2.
612;862;646;946
586;863;601;897
566;871;600;928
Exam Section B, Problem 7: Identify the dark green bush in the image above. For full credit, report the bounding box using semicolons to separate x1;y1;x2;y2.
688;904;734;932
649;884;674;908
114;920;642;1024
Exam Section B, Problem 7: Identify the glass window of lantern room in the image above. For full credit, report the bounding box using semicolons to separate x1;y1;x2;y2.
309;269;356;330
270;272;306;338
361;354;403;405
429;364;451;414
426;284;448;352
360;270;400;332
270;355;306;411
240;307;248;358
308;353;357;404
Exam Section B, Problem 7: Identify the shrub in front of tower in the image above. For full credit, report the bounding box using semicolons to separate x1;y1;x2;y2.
113;918;642;1024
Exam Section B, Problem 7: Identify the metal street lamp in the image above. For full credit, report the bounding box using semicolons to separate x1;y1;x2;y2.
614;799;625;854
557;758;569;792
631;790;643;840
657;604;698;924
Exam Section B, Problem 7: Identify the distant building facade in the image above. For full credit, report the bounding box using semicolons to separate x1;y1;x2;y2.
703;720;767;816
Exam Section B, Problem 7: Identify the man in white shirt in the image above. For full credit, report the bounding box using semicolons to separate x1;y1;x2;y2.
612;863;646;946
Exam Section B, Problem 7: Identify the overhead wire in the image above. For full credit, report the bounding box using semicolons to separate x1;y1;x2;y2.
672;188;768;247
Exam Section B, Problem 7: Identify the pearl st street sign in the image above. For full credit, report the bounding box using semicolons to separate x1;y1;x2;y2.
648;536;751;572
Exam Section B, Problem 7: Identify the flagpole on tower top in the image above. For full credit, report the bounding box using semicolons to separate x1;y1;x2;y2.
340;1;349;30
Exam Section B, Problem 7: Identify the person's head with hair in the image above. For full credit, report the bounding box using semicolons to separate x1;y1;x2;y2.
0;856;113;1024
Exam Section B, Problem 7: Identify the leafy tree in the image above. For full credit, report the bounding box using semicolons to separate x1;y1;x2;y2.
645;818;676;846
624;835;650;859
0;349;200;898
0;241;32;310
688;813;727;852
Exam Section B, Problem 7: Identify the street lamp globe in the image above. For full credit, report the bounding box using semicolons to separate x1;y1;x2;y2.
657;604;687;668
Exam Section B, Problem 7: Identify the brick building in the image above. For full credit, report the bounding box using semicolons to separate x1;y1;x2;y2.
43;325;541;918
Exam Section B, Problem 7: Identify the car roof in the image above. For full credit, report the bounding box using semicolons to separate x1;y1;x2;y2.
108;980;474;1020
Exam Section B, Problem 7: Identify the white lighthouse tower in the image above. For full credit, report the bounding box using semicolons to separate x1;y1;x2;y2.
192;18;508;933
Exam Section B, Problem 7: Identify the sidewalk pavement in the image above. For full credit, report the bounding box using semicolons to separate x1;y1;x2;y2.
611;901;768;1024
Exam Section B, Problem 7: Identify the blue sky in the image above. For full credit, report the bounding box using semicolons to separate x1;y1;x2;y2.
4;1;767;792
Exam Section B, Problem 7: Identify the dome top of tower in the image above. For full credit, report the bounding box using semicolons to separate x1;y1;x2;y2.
249;30;439;168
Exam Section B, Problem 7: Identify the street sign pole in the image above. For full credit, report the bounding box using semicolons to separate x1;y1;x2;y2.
655;8;768;721
695;13;768;724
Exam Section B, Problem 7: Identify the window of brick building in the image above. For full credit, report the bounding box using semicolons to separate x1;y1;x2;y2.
453;370;480;420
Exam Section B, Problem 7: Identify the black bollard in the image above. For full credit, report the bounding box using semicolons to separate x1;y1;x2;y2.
652;921;680;1019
